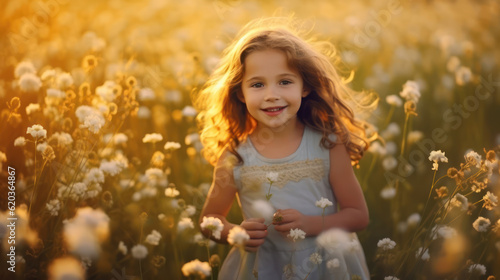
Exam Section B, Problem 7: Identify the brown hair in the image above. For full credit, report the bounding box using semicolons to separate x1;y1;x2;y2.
195;18;377;166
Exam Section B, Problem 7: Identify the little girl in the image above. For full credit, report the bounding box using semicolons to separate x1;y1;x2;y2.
196;18;374;280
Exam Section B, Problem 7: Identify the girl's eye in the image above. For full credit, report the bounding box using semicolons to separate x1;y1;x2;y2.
251;83;264;88
280;80;292;85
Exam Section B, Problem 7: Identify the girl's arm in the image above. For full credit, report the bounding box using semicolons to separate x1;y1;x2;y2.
199;153;267;251
273;144;369;236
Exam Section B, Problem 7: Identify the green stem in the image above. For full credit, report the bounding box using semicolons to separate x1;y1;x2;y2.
400;113;410;157
28;139;38;216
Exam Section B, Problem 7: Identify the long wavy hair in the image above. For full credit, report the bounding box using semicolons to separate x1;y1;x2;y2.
195;18;377;166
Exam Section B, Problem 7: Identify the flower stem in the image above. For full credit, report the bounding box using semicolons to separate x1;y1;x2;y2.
28;139;38;216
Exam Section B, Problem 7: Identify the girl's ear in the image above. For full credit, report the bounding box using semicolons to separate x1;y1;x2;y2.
301;88;310;98
236;91;246;103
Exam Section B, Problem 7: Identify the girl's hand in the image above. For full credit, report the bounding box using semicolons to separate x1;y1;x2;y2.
272;209;308;237
240;218;268;252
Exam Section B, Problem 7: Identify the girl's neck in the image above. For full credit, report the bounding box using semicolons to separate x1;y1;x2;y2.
249;118;305;159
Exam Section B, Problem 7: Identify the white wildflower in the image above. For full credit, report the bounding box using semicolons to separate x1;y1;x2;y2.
185;133;200;145
465;150;482;168
182;106;197;117
368;142;387;156
84;168;105;184
380;187;396;199
200;216;224;240
399;80;421;102
315;197;333;209
448;193;469;211
25;103;41;115
165;187;180;198
316;228;350;254
381;123;401;139
137;106;151;119
483;191;498;210
131;244;148;259
429;150;448;170
19;73;42;92
178;218;195;232
47;257;85;280
46;88;66;98
385;95;402;107
26;124;47;139
326;258;340;269
265;172;279;182
250;200;275;221
46;199;61;216
468;263;486;275
50;132;73;146
377;238;396;250
382;156;398;171
407;131;424;144
99;160;123;176
142;133;163;143
145;230;162;245
407;213;421;227
56;72;74;88
181;205;196;217
82;114;105;134
14;61;36;78
181;259;211;278
227;226;250;246
118;241;127;255
96;81;117;102
41;69;56;80
14;136;26;147
138;88;156;101
431;225;457;239
288;228;306;242
309;252;323;265
472;217;491;232
164;141;181;151
113;133;128;145
384;277;399;280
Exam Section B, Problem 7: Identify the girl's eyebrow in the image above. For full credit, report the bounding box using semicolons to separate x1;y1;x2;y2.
244;73;298;83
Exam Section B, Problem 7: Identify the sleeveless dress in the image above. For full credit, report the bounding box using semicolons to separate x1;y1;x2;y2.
218;125;370;280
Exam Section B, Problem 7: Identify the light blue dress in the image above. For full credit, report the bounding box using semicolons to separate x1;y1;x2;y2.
218;125;370;280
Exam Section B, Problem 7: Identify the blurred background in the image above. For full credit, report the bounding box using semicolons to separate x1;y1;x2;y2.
0;0;499;279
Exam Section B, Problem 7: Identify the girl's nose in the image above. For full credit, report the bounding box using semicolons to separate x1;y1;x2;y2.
264;86;279;101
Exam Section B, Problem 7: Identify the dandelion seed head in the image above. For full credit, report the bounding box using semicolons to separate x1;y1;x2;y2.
399;80;421;102
181;259;211;278
200;216;224;240
380;187;396;199
26;103;41;115
145;229;162;245
131;244;148;259
227;226;250;246
48;256;85;280
386;95;402;107
14;136;26;147
326;258;340;270
468;263;487;275
15;61;37;78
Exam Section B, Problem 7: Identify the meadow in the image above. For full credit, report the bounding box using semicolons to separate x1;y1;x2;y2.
0;0;499;279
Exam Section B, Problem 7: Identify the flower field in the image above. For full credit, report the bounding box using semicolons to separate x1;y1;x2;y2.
0;0;499;279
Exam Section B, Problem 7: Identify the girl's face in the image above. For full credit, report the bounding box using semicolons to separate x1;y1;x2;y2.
239;49;308;131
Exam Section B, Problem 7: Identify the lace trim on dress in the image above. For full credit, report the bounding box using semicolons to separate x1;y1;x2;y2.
240;159;325;189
